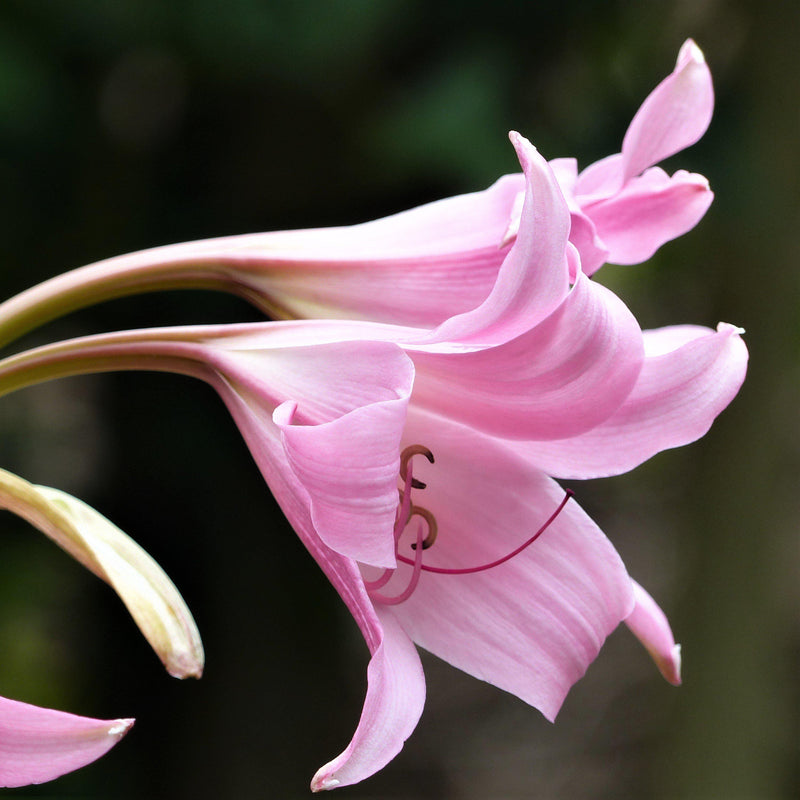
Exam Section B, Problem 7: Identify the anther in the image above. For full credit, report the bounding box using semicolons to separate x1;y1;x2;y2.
400;444;435;490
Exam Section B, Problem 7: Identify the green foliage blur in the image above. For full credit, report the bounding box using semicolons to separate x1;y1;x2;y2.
0;1;797;798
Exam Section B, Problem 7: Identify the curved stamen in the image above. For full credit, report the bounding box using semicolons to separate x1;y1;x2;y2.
367;443;441;605
408;505;438;550
400;444;434;490
365;521;426;605
397;490;573;575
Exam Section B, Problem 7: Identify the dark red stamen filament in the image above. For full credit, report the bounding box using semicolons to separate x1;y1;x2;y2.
395;489;574;575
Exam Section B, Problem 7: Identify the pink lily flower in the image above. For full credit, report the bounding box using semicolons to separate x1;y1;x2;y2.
0;324;652;790
0;287;744;791
0;99;742;791
0;42;714;346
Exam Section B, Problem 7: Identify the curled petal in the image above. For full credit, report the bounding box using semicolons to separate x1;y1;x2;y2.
0;469;203;679
430;132;570;346
219;340;416;568
565;209;610;276
527;323;747;479
274;393;411;569
410;272;644;440
625;580;682;685
584;168;713;267
0;696;132;788
621;39;714;181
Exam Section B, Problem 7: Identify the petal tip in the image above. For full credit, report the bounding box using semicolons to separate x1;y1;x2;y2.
310;769;341;792
666;643;683;686
107;718;135;738
678;38;705;66
508;130;538;170
625;580;683;687
717;321;745;336
166;656;204;680
652;642;682;686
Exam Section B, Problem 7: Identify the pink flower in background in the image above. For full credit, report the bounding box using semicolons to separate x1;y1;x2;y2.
0;41;714;345
0;698;132;788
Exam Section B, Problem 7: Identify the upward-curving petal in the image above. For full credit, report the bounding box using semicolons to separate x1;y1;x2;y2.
429;132;570;346
384;411;635;721
621;39;714;182
525;323;748;479
0;697;132;788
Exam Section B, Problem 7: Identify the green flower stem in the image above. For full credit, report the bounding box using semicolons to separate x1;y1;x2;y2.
0;258;276;352
0;329;212;399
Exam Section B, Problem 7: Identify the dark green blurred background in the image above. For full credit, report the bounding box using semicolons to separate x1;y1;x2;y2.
0;1;796;798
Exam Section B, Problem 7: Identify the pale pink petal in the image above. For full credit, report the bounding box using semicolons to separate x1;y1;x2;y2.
525;323;748;478
215;416;425;791
624;580;682;685
0;697;132;788
213;340;415;568
409;272;644;440
584;168;713;265
208;335;415;423
430;132;570;345
384;413;634;721
621;39;714;182
548;157;578;194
